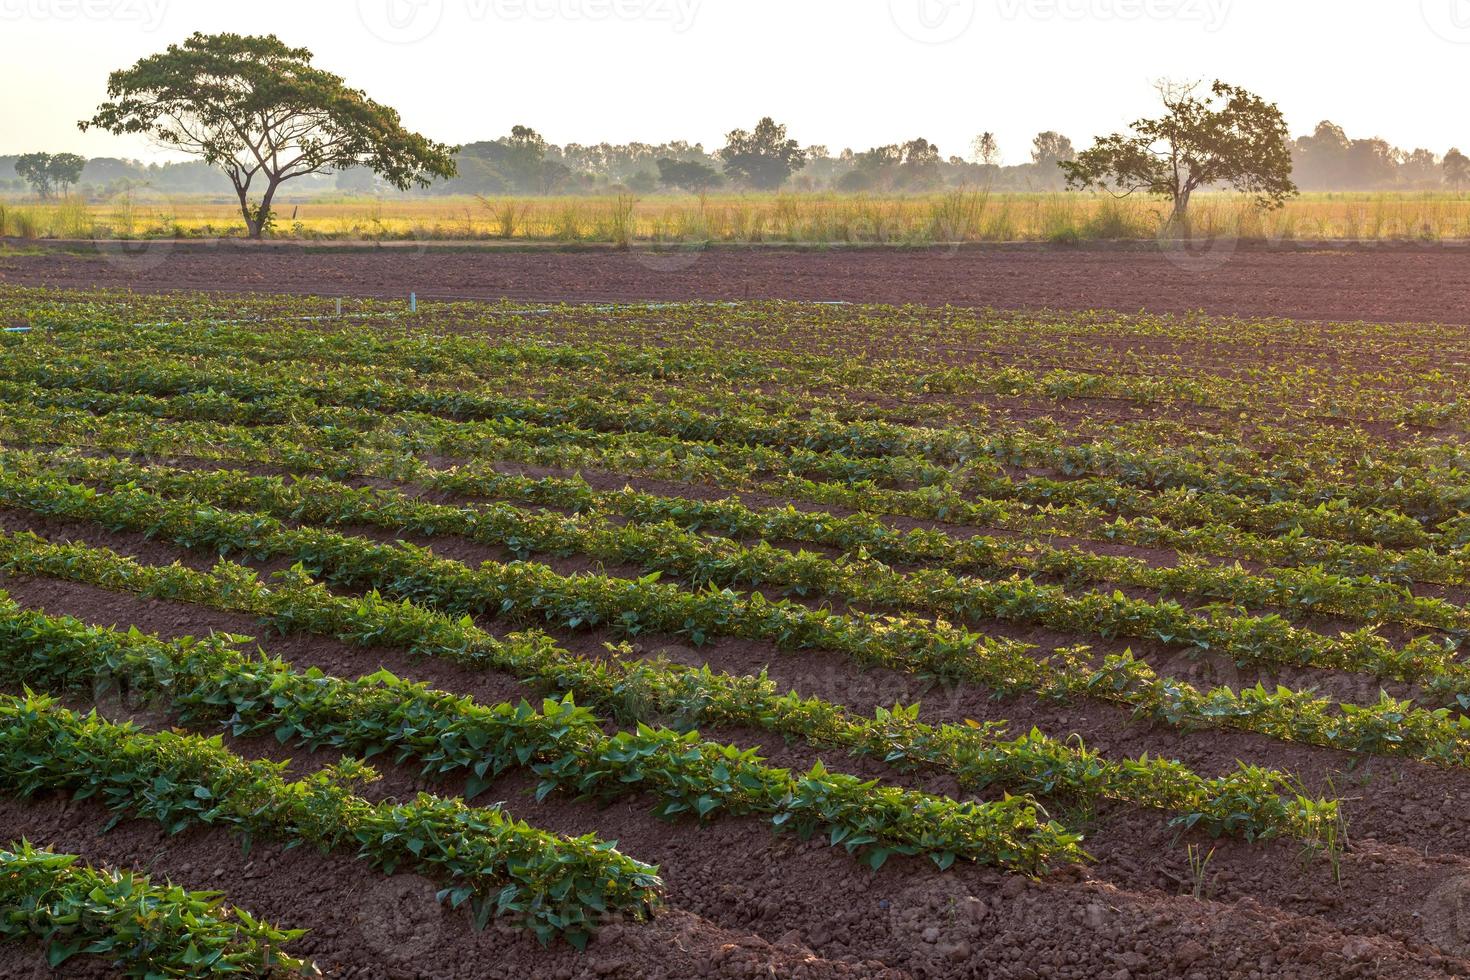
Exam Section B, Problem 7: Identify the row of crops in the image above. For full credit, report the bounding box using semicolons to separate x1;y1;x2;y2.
0;287;1467;973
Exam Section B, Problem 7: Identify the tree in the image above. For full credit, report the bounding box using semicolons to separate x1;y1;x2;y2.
625;170;659;194
14;153;55;198
1030;132;1075;167
1399;148;1440;187
1445;148;1470;189
1343;137;1398;189
48;153;86;195
657;157;723;193
1291;121;1352;189
898;137;942;189
456;126;574;195
79;33;457;238
838;144;902;192
719;117;807;190
970;132;1000;166
502;125;550;191
1062;80;1296;226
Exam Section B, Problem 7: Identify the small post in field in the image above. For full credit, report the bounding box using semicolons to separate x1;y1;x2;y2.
335;298;343;317
410;292;417;313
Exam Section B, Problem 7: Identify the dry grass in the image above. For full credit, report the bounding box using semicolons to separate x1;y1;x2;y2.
5;190;1470;243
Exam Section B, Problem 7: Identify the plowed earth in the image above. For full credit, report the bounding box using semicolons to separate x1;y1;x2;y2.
2;281;1470;978
5;240;1470;324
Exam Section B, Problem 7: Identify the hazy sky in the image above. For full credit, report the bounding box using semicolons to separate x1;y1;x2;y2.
3;0;1469;163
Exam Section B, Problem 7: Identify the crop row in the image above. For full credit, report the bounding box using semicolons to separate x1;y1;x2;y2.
19;415;1445;634
412;461;1467;633
20;450;1464;704
0;363;1452;581
63;321;1470;534
3;392;1464;589
0;689;660;947
0;588;1075;874
0;527;1338;843
0;841;313;977
35;306;1470;449
1;466;1463;767
26;289;1470;446
0;349;1452;543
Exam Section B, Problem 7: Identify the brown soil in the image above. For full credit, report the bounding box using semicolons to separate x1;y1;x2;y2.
4;509;1470;978
5;240;1470;324
6;269;1470;977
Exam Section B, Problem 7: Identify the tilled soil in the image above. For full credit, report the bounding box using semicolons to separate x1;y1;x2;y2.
6;239;1470;324
2;507;1470;978
4;276;1470;977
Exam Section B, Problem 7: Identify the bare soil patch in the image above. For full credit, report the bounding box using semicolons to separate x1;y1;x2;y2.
7;239;1470;323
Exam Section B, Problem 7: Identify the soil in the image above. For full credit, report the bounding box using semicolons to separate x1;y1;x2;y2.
6;250;1470;977
3;508;1470;978
4;239;1470;324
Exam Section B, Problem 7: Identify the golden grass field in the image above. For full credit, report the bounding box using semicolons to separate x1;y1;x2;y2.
5;189;1470;243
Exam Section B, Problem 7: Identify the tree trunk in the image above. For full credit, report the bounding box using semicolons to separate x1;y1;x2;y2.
254;181;280;240
1168;190;1192;233
234;179;281;240
234;182;260;239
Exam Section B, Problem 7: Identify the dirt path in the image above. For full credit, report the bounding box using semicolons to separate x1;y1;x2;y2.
5;239;1470;322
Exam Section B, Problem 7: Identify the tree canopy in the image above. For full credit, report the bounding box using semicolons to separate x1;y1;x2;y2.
656;157;723;193
1445;148;1470;189
13;152;85;199
79;32;457;237
720;117;807;190
1062;80;1296;225
1031;132;1076;167
458;126;575;195
970;133;1000;167
836;138;943;192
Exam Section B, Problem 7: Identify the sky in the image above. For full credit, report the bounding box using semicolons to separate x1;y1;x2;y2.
3;0;1469;164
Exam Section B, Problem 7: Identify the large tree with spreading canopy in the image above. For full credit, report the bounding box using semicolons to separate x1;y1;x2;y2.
1062;80;1296;227
80;33;457;237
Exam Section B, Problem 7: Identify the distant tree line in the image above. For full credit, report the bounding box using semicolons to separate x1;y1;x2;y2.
7;117;1470;199
0;154;276;198
1291;121;1470;190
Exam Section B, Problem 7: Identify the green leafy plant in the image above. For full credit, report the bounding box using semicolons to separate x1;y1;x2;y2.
0;841;315;976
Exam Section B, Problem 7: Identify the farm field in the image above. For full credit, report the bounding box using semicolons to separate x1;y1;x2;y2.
3;286;1470;976
8;190;1470;245
7;240;1470;326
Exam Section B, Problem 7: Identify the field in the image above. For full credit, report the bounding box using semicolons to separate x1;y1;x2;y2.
7;190;1470;244
3;284;1470;977
6;239;1470;328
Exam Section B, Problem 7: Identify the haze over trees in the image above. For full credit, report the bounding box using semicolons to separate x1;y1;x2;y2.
5;73;1467;201
455;126;572;196
78;32;457;237
656;157;723;193
13;152;85;198
1031;133;1076;168
834;138;944;192
718;117;808;190
1062;80;1297;225
1445;148;1470;189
